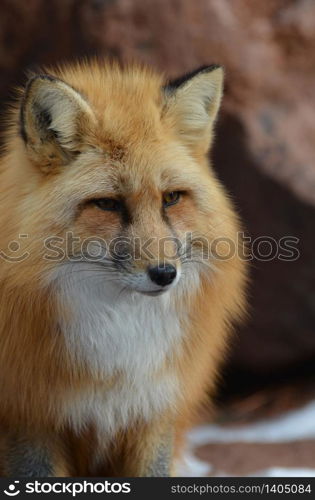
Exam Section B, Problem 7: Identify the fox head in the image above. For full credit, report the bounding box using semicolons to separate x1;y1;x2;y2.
3;62;238;298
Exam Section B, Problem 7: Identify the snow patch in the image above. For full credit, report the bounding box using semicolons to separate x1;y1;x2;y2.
187;400;315;445
250;468;315;477
175;449;212;477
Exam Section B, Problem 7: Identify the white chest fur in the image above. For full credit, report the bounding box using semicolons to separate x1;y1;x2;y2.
57;275;184;435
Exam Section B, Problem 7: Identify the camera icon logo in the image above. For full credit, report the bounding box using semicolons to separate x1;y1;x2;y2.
3;481;20;496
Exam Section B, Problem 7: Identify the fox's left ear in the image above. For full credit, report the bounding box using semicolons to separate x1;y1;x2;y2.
20;74;95;171
163;65;224;153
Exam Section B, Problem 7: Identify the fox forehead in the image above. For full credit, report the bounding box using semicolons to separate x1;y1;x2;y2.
51;62;166;143
40;64;195;196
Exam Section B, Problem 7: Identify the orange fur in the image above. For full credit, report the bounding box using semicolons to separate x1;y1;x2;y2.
0;60;247;476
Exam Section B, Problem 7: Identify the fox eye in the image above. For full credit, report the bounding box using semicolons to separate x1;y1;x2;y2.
163;191;181;208
93;198;122;212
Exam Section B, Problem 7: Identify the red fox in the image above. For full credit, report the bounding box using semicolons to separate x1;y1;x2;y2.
0;61;246;476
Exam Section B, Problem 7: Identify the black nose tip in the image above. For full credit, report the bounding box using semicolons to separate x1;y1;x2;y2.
148;264;177;287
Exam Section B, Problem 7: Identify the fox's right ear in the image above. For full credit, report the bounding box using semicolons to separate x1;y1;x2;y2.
20;74;95;172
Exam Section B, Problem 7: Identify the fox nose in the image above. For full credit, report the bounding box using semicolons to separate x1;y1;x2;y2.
148;264;177;287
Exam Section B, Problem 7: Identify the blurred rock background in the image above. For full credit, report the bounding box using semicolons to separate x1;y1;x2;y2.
1;0;315;405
